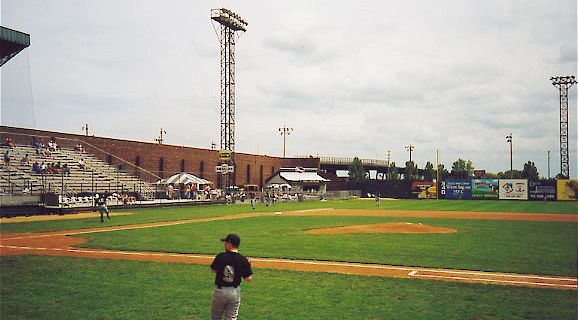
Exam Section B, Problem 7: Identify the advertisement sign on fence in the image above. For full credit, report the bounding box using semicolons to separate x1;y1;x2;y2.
472;179;498;199
411;181;435;199
498;179;528;200
528;180;557;201
441;179;472;199
556;179;578;201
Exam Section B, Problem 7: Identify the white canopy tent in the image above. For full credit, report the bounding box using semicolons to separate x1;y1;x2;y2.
158;173;212;186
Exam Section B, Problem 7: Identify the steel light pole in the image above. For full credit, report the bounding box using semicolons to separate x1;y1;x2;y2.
279;125;293;158
506;133;513;178
405;144;414;179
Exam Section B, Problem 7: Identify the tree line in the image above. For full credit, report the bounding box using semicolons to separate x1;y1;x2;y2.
348;157;544;182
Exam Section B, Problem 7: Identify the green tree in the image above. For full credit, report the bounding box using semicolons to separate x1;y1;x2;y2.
451;158;474;178
484;172;499;179
497;170;523;179
348;157;367;183
522;161;539;181
423;161;435;181
388;162;400;180
404;161;419;180
437;164;449;181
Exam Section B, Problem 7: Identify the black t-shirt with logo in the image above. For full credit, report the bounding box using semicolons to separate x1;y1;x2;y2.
96;197;106;206
211;251;253;287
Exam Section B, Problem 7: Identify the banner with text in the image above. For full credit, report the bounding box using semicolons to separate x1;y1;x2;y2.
471;179;499;199
556;179;578;201
498;179;528;200
528;180;557;201
441;179;472;199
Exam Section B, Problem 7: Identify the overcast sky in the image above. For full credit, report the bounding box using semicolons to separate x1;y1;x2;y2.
1;0;577;177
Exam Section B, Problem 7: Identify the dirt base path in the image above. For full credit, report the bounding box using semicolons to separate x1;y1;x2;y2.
0;212;134;223
1;209;576;290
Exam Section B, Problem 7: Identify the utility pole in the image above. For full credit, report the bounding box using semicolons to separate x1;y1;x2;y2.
405;144;414;179
547;150;551;179
386;150;391;167
279;125;293;158
436;148;440;199
155;128;166;145
550;75;576;179
506;133;513;178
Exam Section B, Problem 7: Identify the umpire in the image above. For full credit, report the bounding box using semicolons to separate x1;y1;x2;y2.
210;233;253;320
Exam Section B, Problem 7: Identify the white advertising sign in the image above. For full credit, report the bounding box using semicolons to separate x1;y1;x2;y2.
498;179;528;200
216;165;235;173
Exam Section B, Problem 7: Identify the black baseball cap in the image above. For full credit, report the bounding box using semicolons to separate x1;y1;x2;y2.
221;233;241;247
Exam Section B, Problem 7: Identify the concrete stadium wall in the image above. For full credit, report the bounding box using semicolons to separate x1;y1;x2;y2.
1;126;320;190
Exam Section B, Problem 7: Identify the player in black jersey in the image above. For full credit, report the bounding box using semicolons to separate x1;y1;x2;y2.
95;194;110;222
210;233;253;320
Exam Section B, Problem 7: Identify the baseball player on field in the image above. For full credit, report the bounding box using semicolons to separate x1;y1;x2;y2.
95;193;110;222
210;233;253;320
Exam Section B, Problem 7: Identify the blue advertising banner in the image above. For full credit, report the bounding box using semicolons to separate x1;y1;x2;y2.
441;179;472;199
472;179;499;199
528;180;556;201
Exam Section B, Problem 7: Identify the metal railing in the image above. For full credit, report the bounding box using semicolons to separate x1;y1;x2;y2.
295;156;390;167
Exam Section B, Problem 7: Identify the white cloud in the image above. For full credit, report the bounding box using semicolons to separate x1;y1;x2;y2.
2;0;576;177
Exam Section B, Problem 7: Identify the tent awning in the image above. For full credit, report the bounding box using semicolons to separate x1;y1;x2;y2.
158;173;212;185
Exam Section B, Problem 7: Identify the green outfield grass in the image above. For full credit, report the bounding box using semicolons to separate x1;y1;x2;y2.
1;199;576;234
1;255;576;320
78;215;577;276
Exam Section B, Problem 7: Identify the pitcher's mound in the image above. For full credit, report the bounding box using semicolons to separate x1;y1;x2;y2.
305;222;457;234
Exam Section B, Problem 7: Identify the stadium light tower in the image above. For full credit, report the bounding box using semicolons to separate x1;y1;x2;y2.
211;8;248;189
211;8;247;154
550;76;576;179
279;125;293;158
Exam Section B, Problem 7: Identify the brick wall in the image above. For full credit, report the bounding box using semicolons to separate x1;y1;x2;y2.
1;126;320;190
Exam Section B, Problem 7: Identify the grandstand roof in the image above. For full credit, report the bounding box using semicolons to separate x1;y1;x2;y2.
0;26;30;67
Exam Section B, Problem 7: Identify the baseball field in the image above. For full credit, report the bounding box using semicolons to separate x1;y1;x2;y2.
1;199;577;319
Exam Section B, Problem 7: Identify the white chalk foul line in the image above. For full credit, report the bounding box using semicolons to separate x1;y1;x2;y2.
2;244;576;289
411;273;577;289
413;269;576;282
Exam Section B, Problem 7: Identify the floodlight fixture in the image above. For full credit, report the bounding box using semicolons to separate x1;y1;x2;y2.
211;8;248;32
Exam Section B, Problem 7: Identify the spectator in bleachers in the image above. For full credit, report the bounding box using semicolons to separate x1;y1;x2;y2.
22;187;30;195
32;162;41;174
3;150;10;166
21;153;30;165
75;143;85;152
42;146;52;157
78;158;86;170
55;161;62;173
48;137;59;151
5;137;15;148
34;141;44;155
41;162;47;174
47;163;55;174
63;164;71;176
